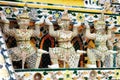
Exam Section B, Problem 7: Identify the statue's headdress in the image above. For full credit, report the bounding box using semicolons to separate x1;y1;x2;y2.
17;3;30;20
94;11;106;27
60;8;70;21
57;8;71;29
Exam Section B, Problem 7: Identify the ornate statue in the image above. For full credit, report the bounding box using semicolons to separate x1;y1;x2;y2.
85;12;117;68
45;8;86;68
0;5;45;69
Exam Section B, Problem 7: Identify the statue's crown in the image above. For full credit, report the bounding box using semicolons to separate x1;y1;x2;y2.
94;12;106;26
61;8;70;21
17;3;30;19
95;20;106;25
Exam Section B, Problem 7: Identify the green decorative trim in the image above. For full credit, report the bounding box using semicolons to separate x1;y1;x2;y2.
112;3;120;5
114;32;120;34
115;25;120;27
15;68;120;72
0;5;23;8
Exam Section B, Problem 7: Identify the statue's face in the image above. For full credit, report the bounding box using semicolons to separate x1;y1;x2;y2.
18;19;30;29
95;24;105;30
58;20;70;30
94;20;106;31
95;24;106;34
95;25;104;30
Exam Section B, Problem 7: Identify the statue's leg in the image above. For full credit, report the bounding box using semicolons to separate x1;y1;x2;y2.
26;53;37;68
87;49;96;65
50;53;58;65
10;48;28;69
49;48;59;65
9;47;22;68
96;60;103;67
35;53;42;68
68;53;80;68
86;49;97;68
117;53;120;67
103;52;114;68
67;48;80;68
94;50;105;68
104;55;110;68
22;55;25;69
9;47;21;60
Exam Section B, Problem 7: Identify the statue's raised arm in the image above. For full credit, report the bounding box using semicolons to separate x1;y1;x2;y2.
73;22;81;37
45;16;58;37
85;21;96;39
107;24;114;39
33;16;45;37
0;11;15;36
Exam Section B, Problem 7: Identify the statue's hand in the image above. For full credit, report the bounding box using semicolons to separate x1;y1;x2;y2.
73;22;81;27
35;16;45;25
0;11;9;23
45;16;53;26
84;21;90;29
77;50;86;54
37;49;48;54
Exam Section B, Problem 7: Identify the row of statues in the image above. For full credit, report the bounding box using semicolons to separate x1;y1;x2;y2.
0;5;118;69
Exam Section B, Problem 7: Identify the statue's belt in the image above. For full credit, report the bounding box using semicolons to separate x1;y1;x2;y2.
16;40;30;42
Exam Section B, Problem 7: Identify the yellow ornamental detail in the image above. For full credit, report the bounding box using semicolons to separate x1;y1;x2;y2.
88;40;95;48
117;16;120;25
93;0;96;3
64;70;72;80
46;77;51;80
76;13;85;22
115;69;120;80
55;13;59;18
24;73;31;77
5;8;11;14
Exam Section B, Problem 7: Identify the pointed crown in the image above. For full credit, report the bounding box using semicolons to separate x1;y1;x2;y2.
94;12;106;26
17;3;30;20
61;8;70;21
